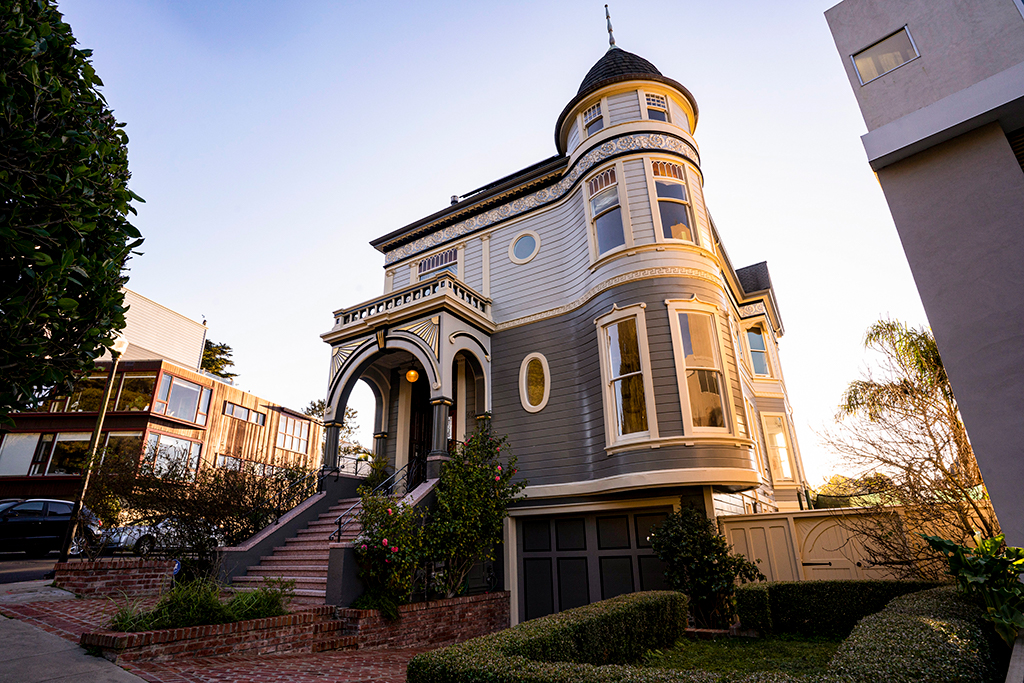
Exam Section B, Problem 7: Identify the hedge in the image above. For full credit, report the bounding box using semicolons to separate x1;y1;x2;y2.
830;586;1004;683
406;591;691;683
735;580;942;638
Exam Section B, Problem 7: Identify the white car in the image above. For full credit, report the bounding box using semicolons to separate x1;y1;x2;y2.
104;518;221;557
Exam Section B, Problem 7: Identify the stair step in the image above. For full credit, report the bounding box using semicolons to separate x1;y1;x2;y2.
283;539;331;549
245;566;328;578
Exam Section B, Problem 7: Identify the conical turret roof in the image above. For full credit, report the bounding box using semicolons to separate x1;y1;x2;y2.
578;47;662;94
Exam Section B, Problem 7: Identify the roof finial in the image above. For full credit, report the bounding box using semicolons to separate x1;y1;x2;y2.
605;4;617;50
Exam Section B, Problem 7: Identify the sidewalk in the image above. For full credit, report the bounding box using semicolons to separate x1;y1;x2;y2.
0;580;428;683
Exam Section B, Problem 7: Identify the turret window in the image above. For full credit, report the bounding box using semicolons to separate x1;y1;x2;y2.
588;168;626;255
645;93;669;122
651;161;694;243
583;103;604;136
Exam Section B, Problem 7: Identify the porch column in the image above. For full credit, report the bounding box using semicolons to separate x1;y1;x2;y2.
426;396;453;479
373;431;388;459
323;423;340;470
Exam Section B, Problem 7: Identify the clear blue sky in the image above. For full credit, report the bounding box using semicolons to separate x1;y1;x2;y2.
59;0;929;485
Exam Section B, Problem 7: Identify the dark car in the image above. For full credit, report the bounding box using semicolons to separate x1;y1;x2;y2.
0;499;101;557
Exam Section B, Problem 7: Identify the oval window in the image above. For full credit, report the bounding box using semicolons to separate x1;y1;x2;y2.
519;353;550;412
508;230;541;264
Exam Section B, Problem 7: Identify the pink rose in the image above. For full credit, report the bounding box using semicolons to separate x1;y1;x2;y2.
497;465;502;471
392;546;398;553
361;544;367;550
387;508;392;515
495;475;500;481
382;538;388;546
386;559;390;564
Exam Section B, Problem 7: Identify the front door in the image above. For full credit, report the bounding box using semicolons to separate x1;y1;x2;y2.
407;376;431;490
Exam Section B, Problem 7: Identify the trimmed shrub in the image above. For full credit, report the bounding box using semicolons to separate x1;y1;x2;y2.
831;586;1003;683
407;591;689;683
736;580;941;638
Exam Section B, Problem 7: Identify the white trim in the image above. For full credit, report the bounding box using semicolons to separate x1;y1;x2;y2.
665;298;735;436
395;376;412;473
522;466;762;500
518;352;551;413
760;412;796;484
508;496;679;517
384;270;395;295
480;234;491;298
455;357;467;443
508;230;541;265
744;323;774;378
645;157;697;247
504;517;518;625
595;302;659;447
583;160;634;264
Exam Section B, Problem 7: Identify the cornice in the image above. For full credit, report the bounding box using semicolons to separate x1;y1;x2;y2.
384;132;701;266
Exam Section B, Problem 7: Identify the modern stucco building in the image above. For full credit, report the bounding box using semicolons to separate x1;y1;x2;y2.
826;0;1024;545
321;38;809;621
0;289;322;501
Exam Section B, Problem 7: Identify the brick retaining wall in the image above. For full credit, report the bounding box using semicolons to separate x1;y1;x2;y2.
337;592;509;649
54;559;175;598
80;606;353;663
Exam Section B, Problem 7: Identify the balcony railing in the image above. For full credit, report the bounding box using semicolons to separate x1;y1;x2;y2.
333;274;491;328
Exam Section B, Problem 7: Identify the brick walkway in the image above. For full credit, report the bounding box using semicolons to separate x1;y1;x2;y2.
1;597;430;683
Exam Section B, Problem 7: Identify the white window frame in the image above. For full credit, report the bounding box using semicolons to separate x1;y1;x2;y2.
595;303;659;448
518;352;551;413
508;230;541;265
745;398;769;477
583;161;634;263
745;324;773;378
580;99;607;138
760;413;796;483
645;158;697;246
642;91;670;123
666;299;736;435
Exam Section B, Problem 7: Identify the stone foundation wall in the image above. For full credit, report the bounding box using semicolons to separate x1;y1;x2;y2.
338;592;510;649
54;559;175;598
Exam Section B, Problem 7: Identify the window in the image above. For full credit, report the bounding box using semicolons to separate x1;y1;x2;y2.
224;401;266;426
645;93;669;122
0;433;42;476
115;373;157;411
277;415;310;453
509;230;541;264
588;167;626;255
583;102;603;136
65;374;108;412
519;353;550;413
419;247;458;277
216;454;242;470
153;373;212;425
597;304;658;446
761;414;794;481
852;27;919;85
746;327;771;376
747;399;769;477
651;161;694;242
145;432;202;479
674;311;728;429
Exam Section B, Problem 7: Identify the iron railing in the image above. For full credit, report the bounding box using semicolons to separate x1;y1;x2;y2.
329;457;426;542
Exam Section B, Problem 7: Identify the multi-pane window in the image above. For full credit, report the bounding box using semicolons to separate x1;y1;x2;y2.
583;102;603;136
277;415;310;453
588;168;625;255
645;93;669;122
418;247;457;278
145;432;202;479
746;327;771;376
852;27;919;85
153;374;212;425
224;401;266;426
677;312;727;428
762;415;794;481
46;372;156;413
605;318;649;437
651;161;693;242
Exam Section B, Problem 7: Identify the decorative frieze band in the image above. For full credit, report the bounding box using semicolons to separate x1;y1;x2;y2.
738;302;767;318
495;266;721;331
384;133;700;265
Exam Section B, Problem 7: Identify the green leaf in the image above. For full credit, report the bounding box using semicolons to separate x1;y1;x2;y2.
57;298;79;311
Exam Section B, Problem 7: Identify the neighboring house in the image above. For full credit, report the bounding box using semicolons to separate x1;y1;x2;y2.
825;1;1024;545
0;289;321;500
321;39;809;622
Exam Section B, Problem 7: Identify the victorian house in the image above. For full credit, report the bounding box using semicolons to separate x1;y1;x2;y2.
320;36;809;622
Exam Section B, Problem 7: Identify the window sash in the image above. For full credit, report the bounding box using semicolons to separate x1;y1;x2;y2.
762;416;794;480
605;318;649;437
675;311;728;430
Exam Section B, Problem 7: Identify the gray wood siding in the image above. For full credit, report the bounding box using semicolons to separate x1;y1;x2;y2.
488;192;591;322
668;98;690;133
607;91;641;125
491;277;755;488
623;159;654;244
567;119;580;152
463;237;482;293
392;264;410;290
713;492;746;517
385;371;399;465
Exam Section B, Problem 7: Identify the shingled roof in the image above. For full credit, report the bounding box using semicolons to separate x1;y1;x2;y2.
578;47;662;94
736;261;773;295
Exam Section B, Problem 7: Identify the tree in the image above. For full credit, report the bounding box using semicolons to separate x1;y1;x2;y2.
304;400;364;459
821;320;1000;579
650;504;763;629
1;0;143;421
201;340;237;379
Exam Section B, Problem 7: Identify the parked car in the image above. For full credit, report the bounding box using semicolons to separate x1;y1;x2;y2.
104;518;223;557
0;499;102;557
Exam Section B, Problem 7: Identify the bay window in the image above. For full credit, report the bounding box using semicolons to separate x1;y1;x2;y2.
667;301;732;433
587;167;627;256
650;161;694;243
596;304;658;446
153;373;212;425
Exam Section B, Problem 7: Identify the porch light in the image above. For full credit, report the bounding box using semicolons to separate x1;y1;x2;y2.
405;369;420;383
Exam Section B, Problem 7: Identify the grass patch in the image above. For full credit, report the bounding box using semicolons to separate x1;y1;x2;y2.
643;636;842;677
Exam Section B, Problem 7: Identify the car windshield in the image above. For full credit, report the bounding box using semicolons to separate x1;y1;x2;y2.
0;501;21;513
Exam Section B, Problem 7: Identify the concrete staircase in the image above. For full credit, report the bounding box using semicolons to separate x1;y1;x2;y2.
231;497;362;606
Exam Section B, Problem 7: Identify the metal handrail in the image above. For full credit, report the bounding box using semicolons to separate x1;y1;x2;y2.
272;465;344;525
329;462;415;542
